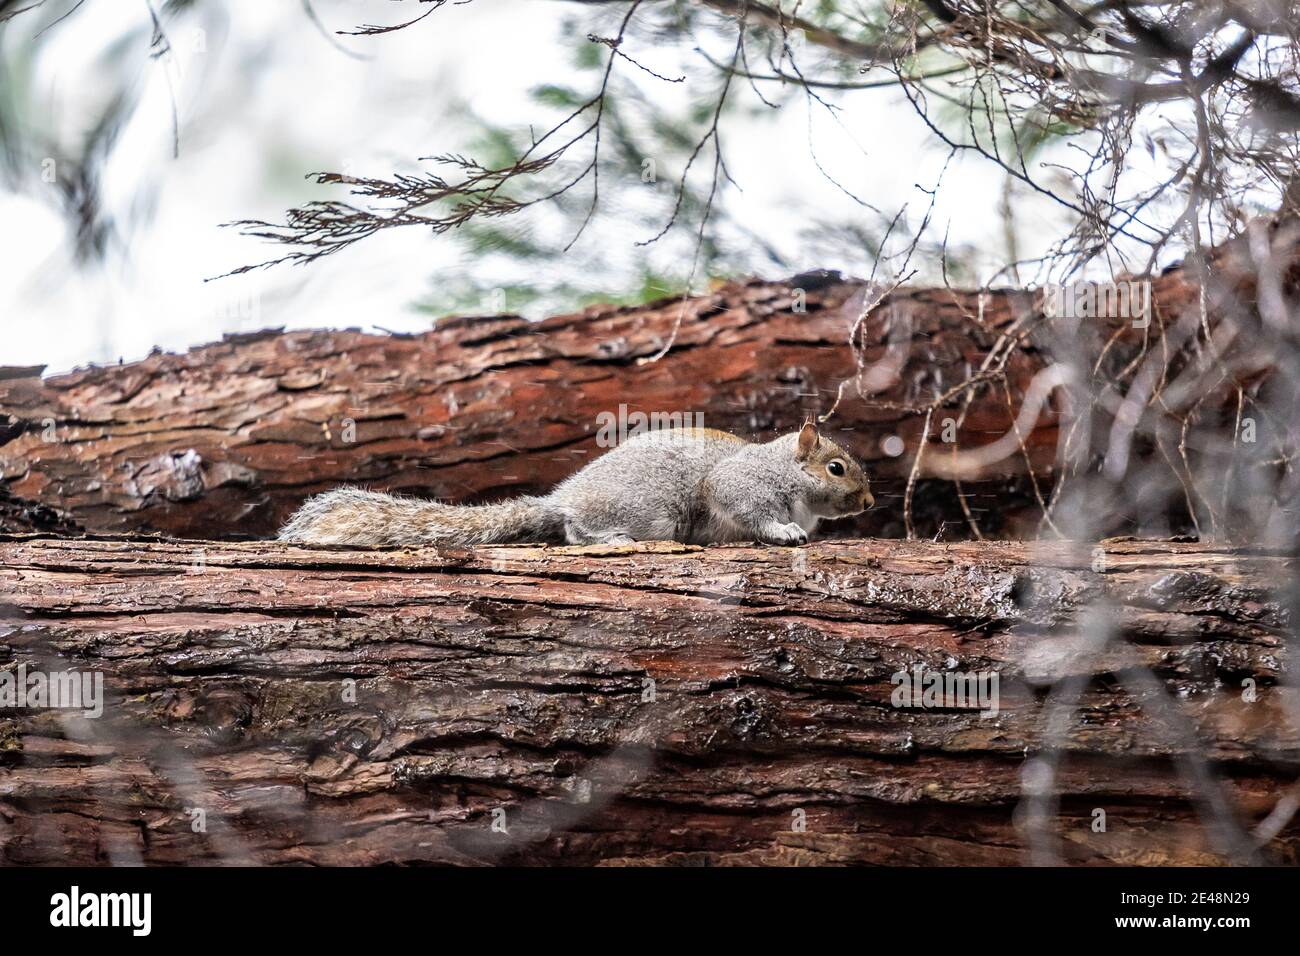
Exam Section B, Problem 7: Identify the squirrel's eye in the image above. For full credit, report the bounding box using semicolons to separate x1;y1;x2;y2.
827;460;845;477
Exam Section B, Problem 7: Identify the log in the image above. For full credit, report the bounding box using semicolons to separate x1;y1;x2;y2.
1;534;1295;865
0;263;1232;542
0;487;82;536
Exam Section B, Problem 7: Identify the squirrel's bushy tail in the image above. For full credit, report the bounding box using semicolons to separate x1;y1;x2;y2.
277;489;565;546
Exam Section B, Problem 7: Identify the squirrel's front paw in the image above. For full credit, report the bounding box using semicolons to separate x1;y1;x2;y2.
759;521;808;546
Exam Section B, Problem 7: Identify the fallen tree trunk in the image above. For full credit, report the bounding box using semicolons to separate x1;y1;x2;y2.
0;260;1241;542
1;534;1295;865
0;487;82;536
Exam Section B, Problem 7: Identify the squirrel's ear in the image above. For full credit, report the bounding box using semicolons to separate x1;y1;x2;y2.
795;422;819;461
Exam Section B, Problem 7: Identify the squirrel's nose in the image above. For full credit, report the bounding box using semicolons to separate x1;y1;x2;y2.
861;491;875;511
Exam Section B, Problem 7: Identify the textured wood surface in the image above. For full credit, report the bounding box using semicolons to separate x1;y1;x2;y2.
1;535;1294;865
0;267;1213;541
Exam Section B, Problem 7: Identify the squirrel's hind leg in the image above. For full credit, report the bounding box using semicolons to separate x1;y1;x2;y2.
563;518;635;545
591;531;637;545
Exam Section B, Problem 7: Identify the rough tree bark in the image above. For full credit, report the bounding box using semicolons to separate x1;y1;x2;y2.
0;260;1242;542
1;534;1295;865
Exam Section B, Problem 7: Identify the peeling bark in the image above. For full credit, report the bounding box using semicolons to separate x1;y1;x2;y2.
0;487;82;536
0;263;1235;542
1;535;1295;865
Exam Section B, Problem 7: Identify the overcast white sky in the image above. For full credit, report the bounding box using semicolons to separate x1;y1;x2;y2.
0;0;1089;376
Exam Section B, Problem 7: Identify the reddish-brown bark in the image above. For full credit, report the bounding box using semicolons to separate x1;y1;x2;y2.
1;534;1294;865
0;264;1227;542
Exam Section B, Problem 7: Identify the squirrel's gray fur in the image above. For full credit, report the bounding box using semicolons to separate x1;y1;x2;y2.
277;423;873;547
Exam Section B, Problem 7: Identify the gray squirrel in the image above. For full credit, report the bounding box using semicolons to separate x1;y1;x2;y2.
278;422;873;547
